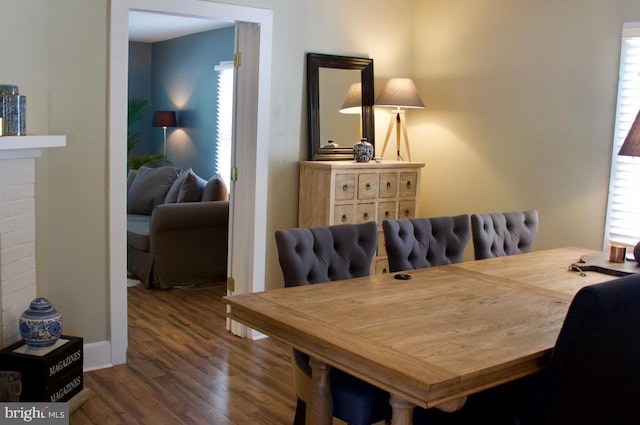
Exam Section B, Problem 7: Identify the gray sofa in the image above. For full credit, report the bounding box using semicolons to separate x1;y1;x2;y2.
126;166;229;289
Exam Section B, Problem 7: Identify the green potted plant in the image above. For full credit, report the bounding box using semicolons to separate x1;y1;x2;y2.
127;98;170;170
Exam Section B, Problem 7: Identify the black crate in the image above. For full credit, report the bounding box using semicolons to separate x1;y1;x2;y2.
41;365;83;402
0;335;83;402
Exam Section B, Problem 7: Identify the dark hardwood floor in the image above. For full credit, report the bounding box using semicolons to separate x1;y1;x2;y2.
71;282;298;424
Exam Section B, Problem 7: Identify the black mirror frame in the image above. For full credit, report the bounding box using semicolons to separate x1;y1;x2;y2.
306;53;375;160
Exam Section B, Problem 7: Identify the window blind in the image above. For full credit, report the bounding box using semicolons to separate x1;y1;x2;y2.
214;61;234;190
605;26;640;246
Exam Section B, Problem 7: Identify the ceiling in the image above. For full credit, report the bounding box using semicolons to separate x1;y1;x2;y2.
129;11;233;43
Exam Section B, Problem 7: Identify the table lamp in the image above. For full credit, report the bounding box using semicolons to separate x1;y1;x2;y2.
375;78;424;161
152;111;177;156
617;108;640;264
618;109;640;156
339;82;362;138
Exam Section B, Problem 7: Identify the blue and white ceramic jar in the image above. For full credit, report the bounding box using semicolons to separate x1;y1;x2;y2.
19;298;63;349
353;138;373;162
0;85;26;136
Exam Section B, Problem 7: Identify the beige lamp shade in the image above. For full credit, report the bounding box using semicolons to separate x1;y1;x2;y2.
619;109;640;156
339;82;362;114
375;77;425;162
375;78;424;109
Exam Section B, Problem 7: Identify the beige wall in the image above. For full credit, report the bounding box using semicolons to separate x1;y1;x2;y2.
2;0;639;347
406;1;640;259
254;0;415;291
0;1;109;343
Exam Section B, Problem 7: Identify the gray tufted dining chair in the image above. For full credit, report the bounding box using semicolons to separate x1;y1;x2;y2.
382;215;471;272
470;210;538;260
275;221;391;425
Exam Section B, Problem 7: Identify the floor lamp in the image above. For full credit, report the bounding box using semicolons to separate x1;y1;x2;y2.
152;111;177;156
375;78;424;161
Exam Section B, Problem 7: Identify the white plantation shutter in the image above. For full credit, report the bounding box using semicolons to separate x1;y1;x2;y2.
214;61;234;190
605;25;640;246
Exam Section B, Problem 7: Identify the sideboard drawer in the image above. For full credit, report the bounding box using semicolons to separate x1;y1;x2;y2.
358;173;378;200
379;173;398;198
335;174;355;201
356;203;376;223
377;231;387;257
334;204;354;224
373;257;390;275
399;172;418;197
398;200;416;219
378;201;396;223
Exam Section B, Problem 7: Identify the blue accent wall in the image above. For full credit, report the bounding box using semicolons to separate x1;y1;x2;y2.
151;26;235;179
128;42;152;157
128;26;234;179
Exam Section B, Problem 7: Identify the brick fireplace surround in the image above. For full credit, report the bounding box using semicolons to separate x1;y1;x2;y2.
0;136;65;347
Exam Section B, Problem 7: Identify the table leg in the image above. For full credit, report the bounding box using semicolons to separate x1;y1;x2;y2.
436;396;467;412
390;394;415;425
307;358;333;425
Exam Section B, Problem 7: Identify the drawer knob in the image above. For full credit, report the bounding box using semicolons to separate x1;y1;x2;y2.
341;214;348;222
385;211;391;218
366;183;371;190
386;182;392;189
363;212;369;220
342;184;349;191
406;181;412;189
404;209;410;216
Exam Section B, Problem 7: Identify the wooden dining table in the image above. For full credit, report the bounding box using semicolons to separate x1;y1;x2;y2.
223;247;626;425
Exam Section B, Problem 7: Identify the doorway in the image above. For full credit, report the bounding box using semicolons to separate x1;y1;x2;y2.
109;0;273;365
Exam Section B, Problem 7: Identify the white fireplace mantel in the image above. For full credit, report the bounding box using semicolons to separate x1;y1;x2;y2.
0;135;66;347
0;135;66;159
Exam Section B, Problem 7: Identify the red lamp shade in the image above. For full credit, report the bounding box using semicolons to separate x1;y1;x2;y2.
152;111;177;128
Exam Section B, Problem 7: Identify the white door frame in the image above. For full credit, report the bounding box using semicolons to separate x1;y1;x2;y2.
108;0;272;365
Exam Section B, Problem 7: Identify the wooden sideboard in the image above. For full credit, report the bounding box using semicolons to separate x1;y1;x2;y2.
298;160;425;274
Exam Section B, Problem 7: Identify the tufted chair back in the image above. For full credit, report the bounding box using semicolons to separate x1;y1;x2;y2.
471;210;538;260
527;273;640;424
382;215;470;273
275;221;391;425
276;221;378;287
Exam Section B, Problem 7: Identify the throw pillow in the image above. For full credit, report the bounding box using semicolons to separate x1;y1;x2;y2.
201;174;229;201
126;169;137;192
177;170;207;202
164;169;191;204
127;166;179;214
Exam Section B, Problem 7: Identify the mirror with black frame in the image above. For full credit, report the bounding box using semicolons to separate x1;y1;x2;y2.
306;53;374;160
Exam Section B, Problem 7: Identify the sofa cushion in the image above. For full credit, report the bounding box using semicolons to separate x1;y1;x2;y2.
127;214;151;252
201;174;229;201
177;170;207;202
164;169;190;204
127;166;179;215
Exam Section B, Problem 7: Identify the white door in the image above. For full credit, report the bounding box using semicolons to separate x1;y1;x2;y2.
226;22;267;337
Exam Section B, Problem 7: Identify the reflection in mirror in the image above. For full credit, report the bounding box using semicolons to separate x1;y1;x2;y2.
319;69;361;149
306;53;374;160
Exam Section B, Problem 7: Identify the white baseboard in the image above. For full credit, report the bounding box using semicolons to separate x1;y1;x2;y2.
250;329;267;340
82;340;114;371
